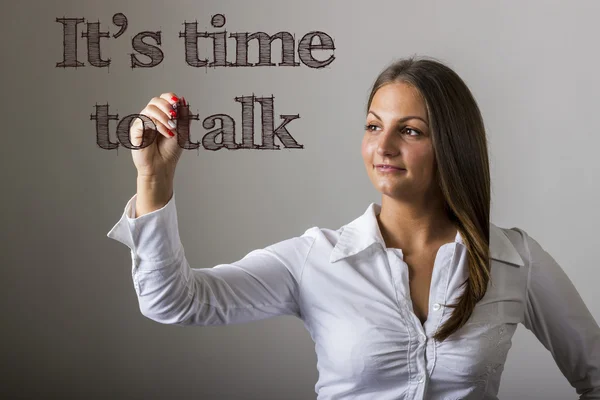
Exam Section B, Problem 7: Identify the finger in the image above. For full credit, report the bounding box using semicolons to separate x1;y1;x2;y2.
159;92;181;108
129;112;153;147
145;103;178;134
136;105;175;141
148;95;179;125
157;94;190;134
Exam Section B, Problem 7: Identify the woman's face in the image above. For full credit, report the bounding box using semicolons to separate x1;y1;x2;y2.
362;82;436;201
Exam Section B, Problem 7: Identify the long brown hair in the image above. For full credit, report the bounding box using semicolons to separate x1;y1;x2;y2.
366;55;492;342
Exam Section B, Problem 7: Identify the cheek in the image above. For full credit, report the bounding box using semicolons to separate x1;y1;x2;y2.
360;139;370;160
410;148;435;172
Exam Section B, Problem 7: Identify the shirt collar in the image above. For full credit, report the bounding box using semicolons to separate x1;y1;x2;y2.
329;202;524;267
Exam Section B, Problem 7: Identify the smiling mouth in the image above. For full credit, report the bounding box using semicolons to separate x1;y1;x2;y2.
375;165;405;170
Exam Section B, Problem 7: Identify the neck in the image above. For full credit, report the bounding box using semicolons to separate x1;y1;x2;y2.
377;194;456;252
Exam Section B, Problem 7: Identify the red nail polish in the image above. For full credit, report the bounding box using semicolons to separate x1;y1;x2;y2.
168;130;175;137
170;109;177;118
171;96;178;103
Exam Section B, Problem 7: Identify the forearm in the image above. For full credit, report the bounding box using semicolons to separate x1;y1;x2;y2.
135;175;173;217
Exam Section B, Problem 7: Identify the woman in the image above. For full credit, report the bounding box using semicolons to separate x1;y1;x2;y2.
107;56;600;399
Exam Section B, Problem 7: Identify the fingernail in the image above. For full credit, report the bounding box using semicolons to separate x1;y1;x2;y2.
169;109;177;119
171;96;178;104
168;120;177;129
168;130;175;137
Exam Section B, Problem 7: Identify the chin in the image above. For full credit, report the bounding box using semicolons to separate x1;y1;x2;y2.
375;185;403;197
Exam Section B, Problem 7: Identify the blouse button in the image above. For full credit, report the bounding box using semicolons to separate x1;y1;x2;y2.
432;303;441;311
417;375;424;383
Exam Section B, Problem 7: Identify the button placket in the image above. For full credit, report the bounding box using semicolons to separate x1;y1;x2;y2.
412;323;428;388
427;244;458;340
385;248;407;317
387;247;428;391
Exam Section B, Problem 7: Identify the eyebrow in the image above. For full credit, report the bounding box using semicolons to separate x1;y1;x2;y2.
368;111;429;127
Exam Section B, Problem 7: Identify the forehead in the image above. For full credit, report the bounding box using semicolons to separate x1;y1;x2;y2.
369;82;427;118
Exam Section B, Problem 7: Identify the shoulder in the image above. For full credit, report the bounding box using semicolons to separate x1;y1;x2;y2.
302;225;344;244
490;222;531;267
261;226;342;258
494;224;550;264
284;226;345;259
490;223;555;268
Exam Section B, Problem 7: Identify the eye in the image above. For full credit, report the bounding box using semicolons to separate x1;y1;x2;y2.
364;124;422;137
402;127;422;137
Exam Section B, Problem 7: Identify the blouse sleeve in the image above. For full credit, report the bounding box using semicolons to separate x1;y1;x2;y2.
521;230;600;399
106;192;317;326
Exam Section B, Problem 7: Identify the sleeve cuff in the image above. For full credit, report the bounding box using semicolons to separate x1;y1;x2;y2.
106;192;183;264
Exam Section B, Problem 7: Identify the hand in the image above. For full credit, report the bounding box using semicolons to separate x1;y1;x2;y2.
130;92;188;182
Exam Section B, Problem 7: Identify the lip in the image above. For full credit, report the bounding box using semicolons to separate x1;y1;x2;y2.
374;164;405;170
375;165;406;173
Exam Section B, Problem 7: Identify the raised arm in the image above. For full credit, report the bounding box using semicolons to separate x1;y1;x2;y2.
107;192;317;326
521;230;600;398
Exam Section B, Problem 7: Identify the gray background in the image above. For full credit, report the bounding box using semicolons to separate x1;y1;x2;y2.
2;0;599;399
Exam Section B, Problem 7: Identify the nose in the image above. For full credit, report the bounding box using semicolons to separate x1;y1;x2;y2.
376;128;400;157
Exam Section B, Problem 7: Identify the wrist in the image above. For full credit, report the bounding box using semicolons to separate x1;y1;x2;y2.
135;176;173;217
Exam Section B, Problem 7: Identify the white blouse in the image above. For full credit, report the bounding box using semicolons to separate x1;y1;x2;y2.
107;193;600;399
